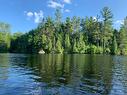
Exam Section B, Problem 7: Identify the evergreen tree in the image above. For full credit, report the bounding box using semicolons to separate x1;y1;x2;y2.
46;39;52;53
55;35;63;53
56;39;63;53
77;33;86;53
72;16;80;33
65;17;73;34
7;7;127;55
101;7;113;53
55;8;62;31
64;34;71;52
119;17;127;55
111;36;117;55
41;34;47;50
72;39;78;53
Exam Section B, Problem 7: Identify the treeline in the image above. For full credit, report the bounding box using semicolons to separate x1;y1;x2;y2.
1;7;127;55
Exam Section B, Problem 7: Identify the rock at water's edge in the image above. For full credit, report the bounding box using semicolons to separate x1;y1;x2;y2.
38;50;45;54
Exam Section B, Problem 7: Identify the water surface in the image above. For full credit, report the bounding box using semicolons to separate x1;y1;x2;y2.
0;54;127;95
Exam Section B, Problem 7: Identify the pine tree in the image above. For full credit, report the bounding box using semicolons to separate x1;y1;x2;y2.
111;36;117;55
77;34;86;53
46;39;52;53
119;17;127;55
64;34;71;52
55;35;63;53
101;7;113;53
72;39;78;53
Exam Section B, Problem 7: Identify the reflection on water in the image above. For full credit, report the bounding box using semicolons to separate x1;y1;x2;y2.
109;56;127;95
0;54;127;95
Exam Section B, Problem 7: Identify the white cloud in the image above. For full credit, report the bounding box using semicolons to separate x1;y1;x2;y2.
24;11;34;20
34;10;44;23
48;0;64;9
26;12;33;17
25;10;44;23
65;9;70;13
63;0;71;4
115;20;124;25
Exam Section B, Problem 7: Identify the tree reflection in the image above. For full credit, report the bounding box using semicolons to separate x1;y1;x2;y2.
14;54;114;95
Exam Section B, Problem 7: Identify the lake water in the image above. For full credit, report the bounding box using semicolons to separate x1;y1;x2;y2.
0;54;127;95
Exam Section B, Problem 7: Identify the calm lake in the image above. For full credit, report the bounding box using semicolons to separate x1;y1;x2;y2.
0;54;127;95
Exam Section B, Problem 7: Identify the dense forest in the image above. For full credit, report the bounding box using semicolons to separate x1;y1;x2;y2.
1;7;127;55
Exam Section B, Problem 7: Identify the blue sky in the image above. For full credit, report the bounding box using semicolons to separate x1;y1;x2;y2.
0;0;127;33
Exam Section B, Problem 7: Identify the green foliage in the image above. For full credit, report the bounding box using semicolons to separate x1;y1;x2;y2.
65;17;73;34
104;48;111;54
118;17;127;55
72;39;78;53
96;47;103;54
41;34;47;49
72;16;80;33
10;32;23;53
55;38;63;54
64;34;71;52
45;39;52;53
110;36;117;55
0;22;11;52
77;34;86;53
101;7;113;54
91;45;97;54
86;45;103;54
55;8;62;32
2;7;127;55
